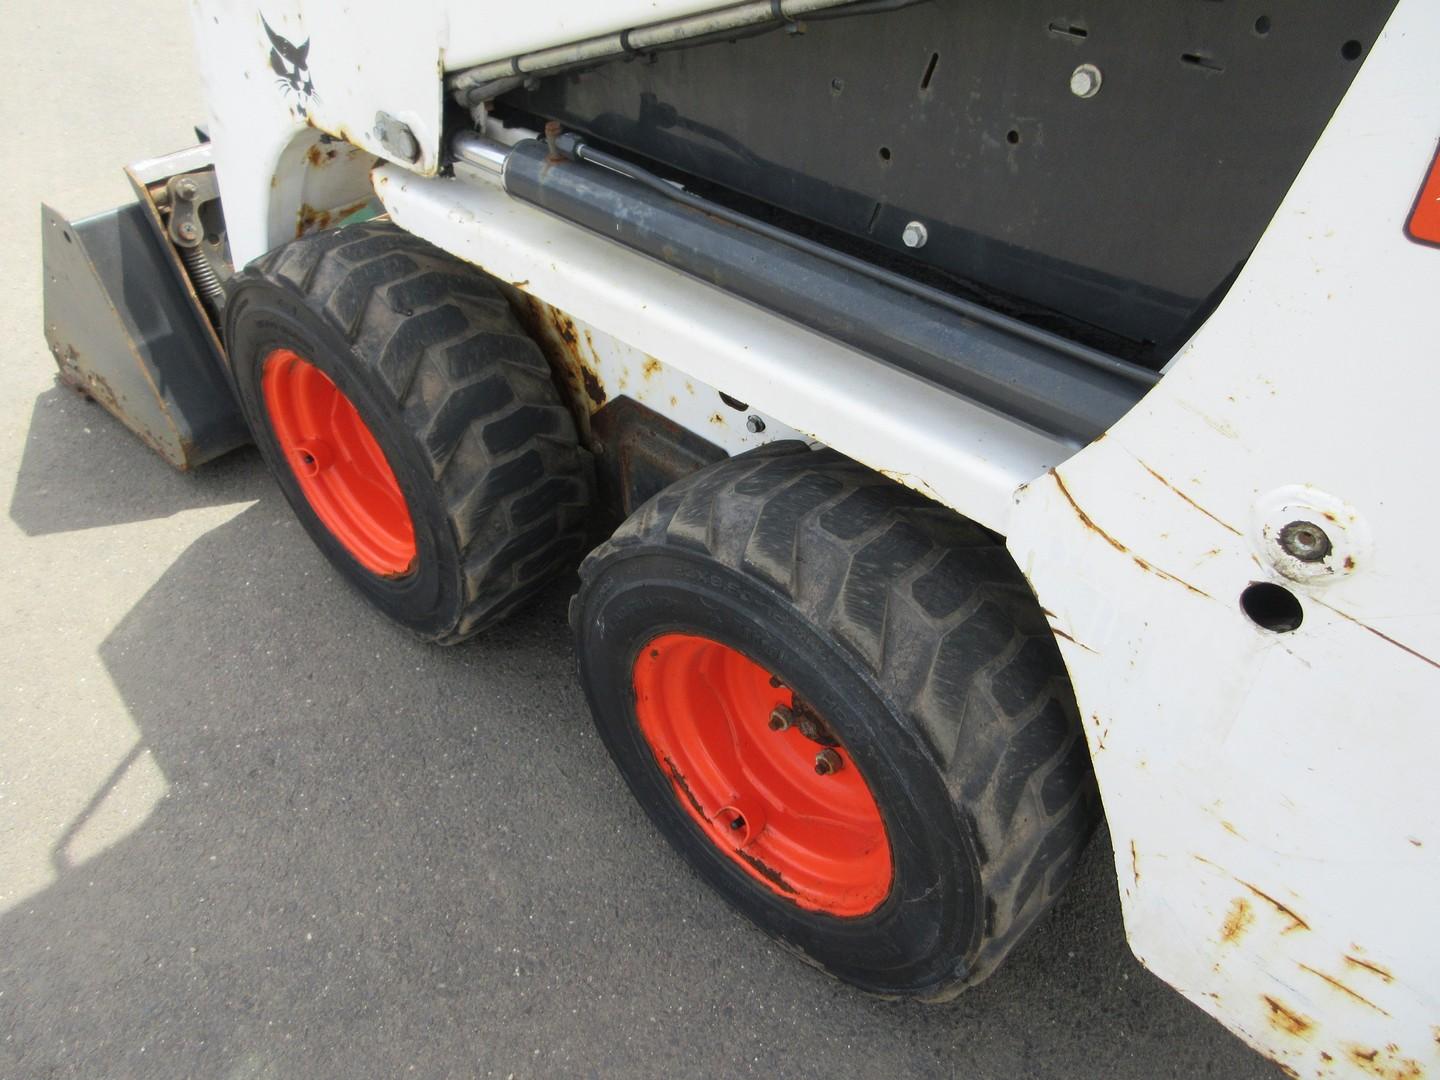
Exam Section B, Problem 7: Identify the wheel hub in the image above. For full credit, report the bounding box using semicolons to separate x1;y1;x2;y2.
261;348;417;577
632;633;893;916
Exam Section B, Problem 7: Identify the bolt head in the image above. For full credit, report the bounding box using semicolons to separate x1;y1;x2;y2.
174;179;198;200
1070;63;1103;98
901;221;928;249
746;415;766;434
1279;520;1332;563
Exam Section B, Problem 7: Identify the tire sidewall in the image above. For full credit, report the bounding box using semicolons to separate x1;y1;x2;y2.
576;547;985;996
226;280;464;638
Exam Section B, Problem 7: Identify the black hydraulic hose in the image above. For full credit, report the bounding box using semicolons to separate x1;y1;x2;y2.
554;134;1159;388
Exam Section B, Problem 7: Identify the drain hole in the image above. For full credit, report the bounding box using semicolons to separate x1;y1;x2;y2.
919;51;940;89
1006;129;1021;145
1254;14;1272;35
878;145;892;162
1341;39;1363;61
718;392;749;411
1047;21;1088;39
1240;582;1303;633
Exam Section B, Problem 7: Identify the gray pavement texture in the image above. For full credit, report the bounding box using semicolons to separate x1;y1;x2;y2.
0;3;1277;1078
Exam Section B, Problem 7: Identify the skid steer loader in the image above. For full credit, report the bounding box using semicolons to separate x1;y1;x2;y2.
40;1;1439;1074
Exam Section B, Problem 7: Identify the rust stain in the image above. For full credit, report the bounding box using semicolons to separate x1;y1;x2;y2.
1343;955;1395;983
579;366;606;408
662;756;706;819
1298;963;1391;1016
736;849;797;893
1343;1044;1424;1080
709;412;726;425
1261;995;1314;1037
1221;897;1254;944
1220;820;1241;838
1344;555;1356;571
1053;470;1128;554
642;356;662;379
305;143;341;167
510;279;529;288
1130;555;1213;599
1050;626;1099;654
1312;598;1440;672
1138;460;1244;536
1129;840;1140;885
294;196;370;238
1237;879;1310;933
1054;470;1212;599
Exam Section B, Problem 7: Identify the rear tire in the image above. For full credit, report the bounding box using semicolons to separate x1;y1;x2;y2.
225;222;589;642
572;442;1096;999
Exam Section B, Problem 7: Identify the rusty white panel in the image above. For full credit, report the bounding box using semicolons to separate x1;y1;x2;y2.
371;168;1071;533
1007;2;1440;1075
192;0;445;266
512;296;809;453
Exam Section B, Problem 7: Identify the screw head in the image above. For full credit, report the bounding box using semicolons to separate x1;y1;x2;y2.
814;748;843;775
746;415;766;434
1070;63;1103;98
1278;520;1332;563
177;221;199;240
901;221;928;249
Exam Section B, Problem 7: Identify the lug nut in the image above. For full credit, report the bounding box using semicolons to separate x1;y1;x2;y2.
814;748;843;775
1279;520;1332;563
768;706;793;732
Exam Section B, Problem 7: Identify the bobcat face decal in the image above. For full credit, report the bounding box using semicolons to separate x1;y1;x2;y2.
262;16;317;116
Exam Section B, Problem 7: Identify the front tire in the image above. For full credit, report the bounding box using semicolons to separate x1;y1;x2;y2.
224;222;590;642
572;442;1096;999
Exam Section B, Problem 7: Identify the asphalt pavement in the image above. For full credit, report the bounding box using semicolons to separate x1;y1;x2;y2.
0;3;1277;1077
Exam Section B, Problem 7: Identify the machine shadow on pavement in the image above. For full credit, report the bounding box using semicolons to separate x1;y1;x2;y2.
0;394;1274;1079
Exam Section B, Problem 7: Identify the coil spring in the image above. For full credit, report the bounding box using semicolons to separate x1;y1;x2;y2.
181;242;226;318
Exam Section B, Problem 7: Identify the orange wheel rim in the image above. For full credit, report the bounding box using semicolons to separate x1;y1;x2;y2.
261;348;417;577
632;633;893;916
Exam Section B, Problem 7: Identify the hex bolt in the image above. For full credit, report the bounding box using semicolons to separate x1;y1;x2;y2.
901;221;929;249
746;415;766;434
768;706;793;732
1279;520;1333;563
1070;63;1103;98
814;748;843;775
174;178;198;201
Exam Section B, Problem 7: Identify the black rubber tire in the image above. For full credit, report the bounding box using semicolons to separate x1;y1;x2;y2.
224;222;589;643
572;442;1097;1000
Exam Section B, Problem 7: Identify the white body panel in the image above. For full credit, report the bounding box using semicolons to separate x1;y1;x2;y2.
1007;7;1440;1074
190;0;1439;1072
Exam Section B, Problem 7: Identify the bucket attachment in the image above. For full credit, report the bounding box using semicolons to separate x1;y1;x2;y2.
40;147;249;470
